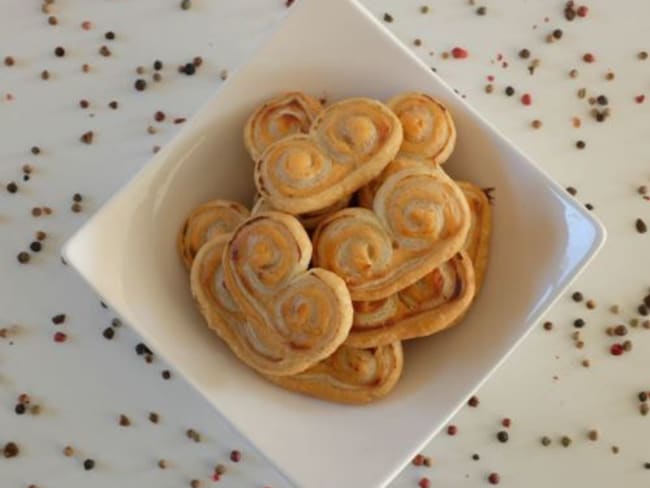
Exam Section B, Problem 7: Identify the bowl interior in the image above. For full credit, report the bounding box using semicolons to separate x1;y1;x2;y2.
63;0;605;487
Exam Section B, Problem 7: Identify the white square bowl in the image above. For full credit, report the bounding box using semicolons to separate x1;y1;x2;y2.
63;0;606;486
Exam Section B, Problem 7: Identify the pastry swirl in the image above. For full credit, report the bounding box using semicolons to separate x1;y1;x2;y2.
347;252;475;347
457;181;492;292
313;163;470;301
252;195;352;230
244;92;323;161
266;341;403;404
199;212;354;375
387;92;456;164
191;234;400;403
178;199;250;270
255;98;403;214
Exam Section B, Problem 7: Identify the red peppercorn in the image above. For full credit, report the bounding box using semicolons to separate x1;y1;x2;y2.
230;450;241;462
451;47;468;59
635;95;645;104
487;75;494;82
53;331;67;343
412;454;425;466
447;425;458;436
81;20;93;30
521;93;532;106
418;477;431;488
576;5;588;17
502;418;511;428
583;53;595;63
488;472;501;484
610;343;624;356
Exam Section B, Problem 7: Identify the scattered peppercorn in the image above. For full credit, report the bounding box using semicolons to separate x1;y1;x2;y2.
420;6;430;14
447;425;458;436
572;291;583;302
451;47;468;59
99;45;111;57
413;454;425;466
17;252;30;264
588;429;599;441
576;140;586;149
574;318;585;328
505;86;515;96
63;446;74;457
552;28;563;39
161;370;171;379
158;459;167;469
583;53;595;63
7;181;18;193
54;46;65;57
152;72;162;82
119;414;130;426
82;63;90;73
543;321;553;331
610;343;624;355
644;462;650;469
636;218;647;234
4;56;15;66
519;48;531;59
190;480;201;488
488;472;500;485
15;403;26;415
102;327;115;340
105;31;115;40
497;431;509;443
48;15;58;25
615;325;628;336
612;445;620;454
134;79;147;91
476;6;486;15
30;404;41;415
541;436;551;446
83;458;95;470
153;60;163;71
109;100;118;110
193;56;203;67
3;442;19;458
53;331;67;342
80;131;94;144
468;395;480;407
531;119;542;129
521;93;532;105
561;436;572;447
569;68;579;78
485;84;494;94
383;13;393;22
586;299;596;309
418;477;430;488
29;241;42;252
596;95;608;105
181;0;192;9
149;412;159;424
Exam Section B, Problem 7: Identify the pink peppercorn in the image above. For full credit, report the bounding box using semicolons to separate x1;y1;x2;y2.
412;454;425;466
610;343;624;356
53;331;67;343
418;477;431;488
583;53;595;63
451;47;468;59
635;95;645;104
487;75;495;82
521;93;532;106
447;425;458;436
576;5;588;17
230;450;241;462
502;418;512;428
81;21;93;30
488;472;501;484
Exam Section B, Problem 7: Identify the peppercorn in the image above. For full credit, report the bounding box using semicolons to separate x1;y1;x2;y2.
476;6;486;15
505;86;515;96
572;291;583;302
576;140;586;149
230;450;241;462
134;79;147;91
15;403;26;415
119;414;130;426
3;442;19;458
29;241;42;252
636;218;647;234
561;436;572;447
518;49;530;59
541;436;551;446
497;431;509;443
17;252;30;264
161;370;171;379
54;46;65;57
383;13;393;22
552;29;563;39
468;396;480;407
574;318;585;328
102;327;115;340
7;181;18;193
488;473;500;485
83;459;95;470
105;31;115;40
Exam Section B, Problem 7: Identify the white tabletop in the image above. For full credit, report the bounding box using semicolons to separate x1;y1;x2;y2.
1;0;649;487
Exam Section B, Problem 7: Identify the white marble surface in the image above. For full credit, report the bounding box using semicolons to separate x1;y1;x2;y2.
1;1;649;487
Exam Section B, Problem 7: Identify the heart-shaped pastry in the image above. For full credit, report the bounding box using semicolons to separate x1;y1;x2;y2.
347;251;475;347
255;98;403;214
191;234;400;403
252;194;352;230
178;199;250;270
312;163;470;301
387;92;456;164
457;181;492;292
266;341;403;404
194;212;353;375
356;156;429;209
244;92;323;161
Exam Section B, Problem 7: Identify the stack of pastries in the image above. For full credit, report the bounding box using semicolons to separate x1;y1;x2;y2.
178;92;492;405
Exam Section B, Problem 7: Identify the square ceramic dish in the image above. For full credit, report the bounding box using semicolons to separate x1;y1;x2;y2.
63;0;606;486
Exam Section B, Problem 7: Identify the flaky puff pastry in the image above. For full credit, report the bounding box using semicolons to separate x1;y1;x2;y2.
387;92;456;164
244;92;323;161
457;182;492;292
265;341;403;404
312;163;470;301
191;234;401;403
346;252;475;348
178;199;250;270
193;212;353;376
255;98;403;215
252;195;351;230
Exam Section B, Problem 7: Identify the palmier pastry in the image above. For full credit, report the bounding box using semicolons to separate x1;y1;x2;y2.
244;92;323;161
313;163;470;301
178;199;250;270
346;252;475;347
192;213;353;375
387;92;456;164
255;98;403;214
457;181;492;292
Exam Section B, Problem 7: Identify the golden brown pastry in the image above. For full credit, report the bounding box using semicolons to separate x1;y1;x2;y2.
177;199;250;270
193;212;353;376
190;233;401;403
356;157;429;209
251;195;351;230
265;342;403;404
244;92;323;161
347;252;475;348
312;162;470;301
387;92;456;164
457;181;492;292
255;98;403;214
